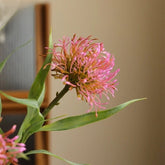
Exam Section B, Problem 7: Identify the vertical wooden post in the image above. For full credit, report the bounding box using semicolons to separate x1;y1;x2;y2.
35;3;50;165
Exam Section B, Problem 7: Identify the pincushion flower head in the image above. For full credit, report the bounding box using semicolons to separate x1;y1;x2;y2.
50;34;120;116
0;123;26;165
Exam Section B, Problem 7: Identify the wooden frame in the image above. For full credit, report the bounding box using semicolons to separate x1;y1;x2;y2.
0;3;50;165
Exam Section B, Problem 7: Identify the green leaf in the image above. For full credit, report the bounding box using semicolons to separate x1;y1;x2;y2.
0;91;39;109
17;153;29;160
0;91;44;143
0;128;4;134
17;31;53;143
39;98;145;132
0;55;10;73
0;40;32;73
26;149;89;165
28;30;53;100
45;115;68;122
19;109;44;143
38;84;46;107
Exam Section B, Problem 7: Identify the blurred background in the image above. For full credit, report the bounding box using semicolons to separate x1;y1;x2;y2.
0;0;164;165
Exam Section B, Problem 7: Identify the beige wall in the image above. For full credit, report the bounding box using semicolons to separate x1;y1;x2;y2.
48;0;164;165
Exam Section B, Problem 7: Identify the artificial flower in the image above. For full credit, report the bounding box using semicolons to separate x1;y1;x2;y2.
50;34;120;116
0;124;26;165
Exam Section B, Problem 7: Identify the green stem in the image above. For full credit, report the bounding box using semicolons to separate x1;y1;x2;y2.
42;85;70;117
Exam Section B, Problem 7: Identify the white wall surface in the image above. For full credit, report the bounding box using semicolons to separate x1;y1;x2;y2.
48;0;164;165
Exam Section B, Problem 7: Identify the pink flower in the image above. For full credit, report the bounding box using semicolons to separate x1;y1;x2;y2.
51;34;120;116
0;124;26;165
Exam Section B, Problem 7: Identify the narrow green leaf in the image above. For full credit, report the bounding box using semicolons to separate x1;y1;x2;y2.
45;115;68;122
17;153;29;160
0;128;3;134
0;91;39;109
39;98;145;132
0;91;43;143
26;149;89;165
0;40;32;73
0;55;10;72
38;84;45;107
28;30;53;100
17;31;53;143
19;110;44;143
